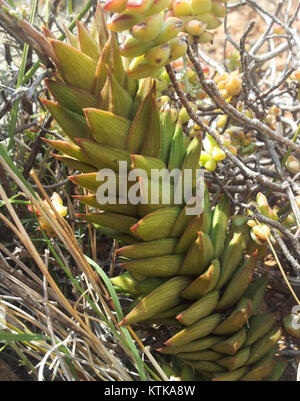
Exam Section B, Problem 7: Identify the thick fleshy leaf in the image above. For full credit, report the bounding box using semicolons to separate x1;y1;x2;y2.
92;2;110;49
216;255;256;311
177;231;214;275
213;298;252;335
76;138;132;171
137;175;175;215
130;154;166;178
167;119;185;170
157;336;221;354
77;20;99;60
164;314;222;347
63;25;79;48
109;32;126;87
131;207;182;241
73;195;139;217
180;258;221;299
84;108;130;148
121;255;184;277
169;203;194;238
94;38;111;94
176;289;219;326
42;100;89;141
52;154;97;173
160;107;177;164
120;276;191;325
174;133;202;200
69;172;100;192
115;238;178;259
45;80;98;115
131;77;153;116
50;40;97;91
77;211;139;234
212;327;247;356
139;87;162;157
106;68;133;118
42;139;91;163
69;172;137;195
94;32;126;93
125;84;154;153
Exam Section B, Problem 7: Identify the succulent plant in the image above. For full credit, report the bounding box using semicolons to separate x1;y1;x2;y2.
215;70;242;100
41;5;285;381
28;192;68;236
104;0;228;78
289;68;300;101
283;312;300;339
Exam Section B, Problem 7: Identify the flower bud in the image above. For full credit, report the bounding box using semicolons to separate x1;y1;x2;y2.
107;12;140;32
185;19;207;36
212;146;226;161
127;55;162;78
204;159;217;171
104;0;127;13
127;0;154;15
168;36;188;61
197;31;214;43
130;14;164;41
154;17;183;43
285;155;300;175
145;43;171;66
191;0;212;14
173;0;193;16
120;35;154;57
252;224;271;241
225;75;242;97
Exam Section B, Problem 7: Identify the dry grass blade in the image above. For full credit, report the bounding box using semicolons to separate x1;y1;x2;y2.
0;159;150;380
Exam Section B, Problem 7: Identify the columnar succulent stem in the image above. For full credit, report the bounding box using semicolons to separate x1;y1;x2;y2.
37;2;284;381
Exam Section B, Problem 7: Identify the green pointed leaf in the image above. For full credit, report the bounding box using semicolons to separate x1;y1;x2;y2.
121;255;184;277
84;108;130;148
180;258;221;299
42;139;91;163
68;172;100;192
106;68;133;118
131;207;182;241
125;85;154;153
167;119;185;170
77;138;132;171
94;39;111;94
177;231;214;275
63;25;79;48
130;154;166;177
73;195;139;217
77;20;99;60
78;211;138;234
116;238;178;259
109;32;126;87
50;40;97;91
45;79;98;115
52;154;97;173
140;87;162;158
42;100;89;141
91;2;110;49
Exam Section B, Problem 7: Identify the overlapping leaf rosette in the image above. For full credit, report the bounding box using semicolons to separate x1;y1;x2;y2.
39;5;286;381
105;0;227;78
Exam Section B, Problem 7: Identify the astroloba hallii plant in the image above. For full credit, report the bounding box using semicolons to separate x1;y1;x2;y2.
19;2;286;381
